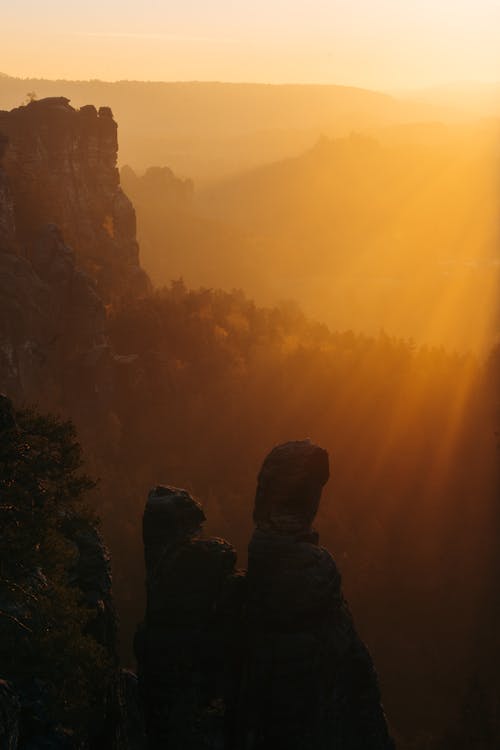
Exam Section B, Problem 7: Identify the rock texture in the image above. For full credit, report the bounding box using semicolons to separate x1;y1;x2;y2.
0;681;20;750
0;134;16;252
0;215;107;408
244;440;394;749
63;514;118;658
0;98;148;749
136;485;245;749
0;98;150;302
137;441;394;749
0;97;149;411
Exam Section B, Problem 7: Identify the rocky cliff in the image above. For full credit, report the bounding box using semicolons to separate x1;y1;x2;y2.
136;440;394;749
0;97;149;411
0;97;150;302
0;102;151;745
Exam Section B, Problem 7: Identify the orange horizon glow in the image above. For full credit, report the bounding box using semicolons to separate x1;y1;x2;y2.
2;1;500;91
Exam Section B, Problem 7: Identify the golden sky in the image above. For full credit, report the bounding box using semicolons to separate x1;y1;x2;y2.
2;0;500;89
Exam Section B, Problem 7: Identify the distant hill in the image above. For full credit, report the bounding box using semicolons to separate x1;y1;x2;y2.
123;123;499;351
0;75;454;181
196;125;499;350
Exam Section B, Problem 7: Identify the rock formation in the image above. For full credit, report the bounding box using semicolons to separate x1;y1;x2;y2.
136;486;245;749
0;212;107;409
0;98;150;302
244;440;394;749
137;441;394;749
0;97;150;412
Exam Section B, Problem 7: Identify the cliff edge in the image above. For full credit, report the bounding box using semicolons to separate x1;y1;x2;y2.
0;97;150;410
0;97;150;302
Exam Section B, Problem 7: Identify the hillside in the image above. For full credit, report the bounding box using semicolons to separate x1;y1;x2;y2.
0;75;455;181
124;123;500;350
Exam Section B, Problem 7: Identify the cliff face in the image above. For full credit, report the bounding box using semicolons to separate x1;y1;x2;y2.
0;134;15;251
0;97;150;410
0;215;107;408
0;97;150;302
136;441;394;749
0;98;150;747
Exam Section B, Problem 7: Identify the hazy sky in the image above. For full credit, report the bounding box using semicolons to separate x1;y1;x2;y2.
3;0;500;89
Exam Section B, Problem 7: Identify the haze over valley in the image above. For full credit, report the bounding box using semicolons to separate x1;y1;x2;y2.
1;2;500;748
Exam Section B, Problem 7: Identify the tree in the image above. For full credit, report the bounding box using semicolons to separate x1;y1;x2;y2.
0;395;112;733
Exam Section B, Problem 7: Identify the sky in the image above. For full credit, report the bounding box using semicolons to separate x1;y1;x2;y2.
2;0;500;90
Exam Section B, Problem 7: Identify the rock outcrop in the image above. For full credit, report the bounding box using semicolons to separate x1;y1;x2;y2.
63;514;118;659
137;441;394;749
0;98;150;302
0;214;107;408
0;97;149;411
244;440;394;749
136;486;244;749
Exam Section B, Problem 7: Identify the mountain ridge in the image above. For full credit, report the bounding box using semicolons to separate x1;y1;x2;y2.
0;75;457;180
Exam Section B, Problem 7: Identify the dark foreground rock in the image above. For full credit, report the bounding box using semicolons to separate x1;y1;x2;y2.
137;440;394;749
0;681;20;750
136;485;244;749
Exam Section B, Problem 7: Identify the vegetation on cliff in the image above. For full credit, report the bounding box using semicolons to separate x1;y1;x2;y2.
0;399;112;736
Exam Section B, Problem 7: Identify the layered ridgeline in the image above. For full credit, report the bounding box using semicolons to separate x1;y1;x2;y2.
0;97;499;749
122;122;500;352
0;75;463;181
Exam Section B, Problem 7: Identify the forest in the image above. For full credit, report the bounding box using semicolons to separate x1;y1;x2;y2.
98;282;498;747
122;123;500;351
